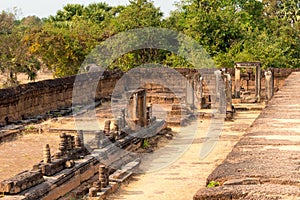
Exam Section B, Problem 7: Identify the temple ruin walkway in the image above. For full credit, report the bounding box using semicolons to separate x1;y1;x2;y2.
195;72;300;199
108;110;261;200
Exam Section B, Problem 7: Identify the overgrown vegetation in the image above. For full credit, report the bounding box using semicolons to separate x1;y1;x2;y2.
142;138;150;149
207;180;220;188
0;0;299;87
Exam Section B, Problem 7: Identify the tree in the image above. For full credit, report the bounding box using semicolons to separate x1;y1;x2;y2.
165;0;300;69
0;11;41;87
26;3;116;77
103;0;164;70
278;0;300;27
48;4;84;22
166;0;264;60
83;3;113;24
263;0;300;24
262;0;281;18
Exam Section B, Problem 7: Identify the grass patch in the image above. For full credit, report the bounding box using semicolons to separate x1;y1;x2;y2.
25;125;35;130
207;181;220;188
142;138;150;149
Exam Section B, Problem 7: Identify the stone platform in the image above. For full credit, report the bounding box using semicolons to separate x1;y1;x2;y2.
194;72;300;199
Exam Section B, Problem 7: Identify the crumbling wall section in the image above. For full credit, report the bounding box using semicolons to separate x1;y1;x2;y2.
0;70;123;125
0;68;296;125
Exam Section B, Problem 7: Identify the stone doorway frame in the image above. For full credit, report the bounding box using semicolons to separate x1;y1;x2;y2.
234;62;262;102
127;89;147;129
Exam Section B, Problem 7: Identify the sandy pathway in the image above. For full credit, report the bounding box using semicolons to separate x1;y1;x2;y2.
108;110;260;200
0;103;113;182
0;132;61;181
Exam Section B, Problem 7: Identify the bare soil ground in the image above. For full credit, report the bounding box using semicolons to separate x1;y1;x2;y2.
0;103;260;200
0;102;113;182
0;132;61;181
107;110;261;200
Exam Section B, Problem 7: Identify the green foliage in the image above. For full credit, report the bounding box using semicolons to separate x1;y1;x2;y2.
102;0;164;70
142;138;150;149
167;0;300;69
0;11;41;86
277;0;300;26
163;53;194;68
25;125;35;130
108;0;163;33
0;0;299;85
207;180;220;188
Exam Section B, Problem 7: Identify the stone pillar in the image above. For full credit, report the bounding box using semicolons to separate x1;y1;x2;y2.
43;144;51;164
78;130;84;145
224;73;233;120
128;89;147;129
146;103;152;125
75;131;83;149
265;70;274;100
214;70;223;112
186;77;194;108
95;131;100;148
112;120;119;132
95;131;104;148
65;135;74;152
137;94;147;127
59;133;67;156
199;76;204;109
117;116;124;130
104;120;111;135
234;67;241;98
255;65;261;102
112;120;119;140
38;126;42;134
99;165;109;188
214;70;221;98
132;93;138;120
121;109;126;128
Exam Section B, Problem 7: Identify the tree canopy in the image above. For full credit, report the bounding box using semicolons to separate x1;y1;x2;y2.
0;0;299;86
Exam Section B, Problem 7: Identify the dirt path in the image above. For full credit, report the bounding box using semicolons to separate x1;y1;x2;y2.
0;105;260;199
0;132;61;181
108;110;260;200
0;102;113;182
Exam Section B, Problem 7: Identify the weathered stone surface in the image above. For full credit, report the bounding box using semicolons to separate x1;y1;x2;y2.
194;184;300;200
41;158;67;176
0;70;123;124
0;170;44;194
194;72;300;199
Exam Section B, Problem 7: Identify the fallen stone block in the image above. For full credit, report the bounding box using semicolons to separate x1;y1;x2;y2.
0;170;44;194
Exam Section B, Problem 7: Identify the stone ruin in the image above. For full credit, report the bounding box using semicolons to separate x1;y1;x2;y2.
0;67;295;129
0;131;86;197
0;88;168;199
0;67;298;199
234;62;275;103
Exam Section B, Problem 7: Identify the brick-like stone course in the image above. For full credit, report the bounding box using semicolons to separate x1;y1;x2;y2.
0;170;44;194
0;69;202;125
0;70;123;125
194;72;300;199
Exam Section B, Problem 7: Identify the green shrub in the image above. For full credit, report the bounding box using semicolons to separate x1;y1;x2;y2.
207;181;220;188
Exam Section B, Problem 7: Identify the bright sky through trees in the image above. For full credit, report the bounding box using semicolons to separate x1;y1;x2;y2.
0;0;177;18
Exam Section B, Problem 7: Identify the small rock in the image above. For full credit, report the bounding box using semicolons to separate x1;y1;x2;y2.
65;160;75;168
